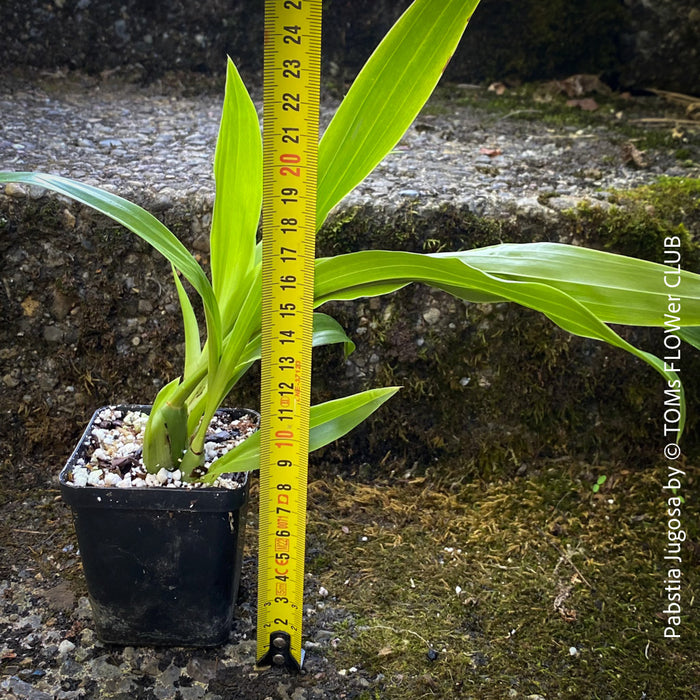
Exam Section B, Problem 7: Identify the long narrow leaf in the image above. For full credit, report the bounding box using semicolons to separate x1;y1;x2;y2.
317;0;479;227
206;268;263;416
311;313;356;359
201;387;400;479
0;171;225;433
189;312;356;427
143;378;181;470
455;243;700;327
185;312;357;426
170;274;351;427
314;249;700;432
306;386;400;452
0;172;218;330
172;267;202;379
237;313;356;368
180;266;265;473
679;327;700;350
315;248;700;328
210;58;263;324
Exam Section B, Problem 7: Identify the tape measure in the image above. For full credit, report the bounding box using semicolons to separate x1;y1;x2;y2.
257;0;321;671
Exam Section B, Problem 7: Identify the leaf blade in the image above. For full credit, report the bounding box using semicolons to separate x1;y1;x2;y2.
172;266;202;379
202;387;400;478
317;0;479;226
315;248;700;433
0;172;216;316
454;242;700;327
210;58;263;325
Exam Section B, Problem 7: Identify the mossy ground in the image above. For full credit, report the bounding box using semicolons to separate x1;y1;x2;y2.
569;177;700;264
298;456;699;699
426;82;700;161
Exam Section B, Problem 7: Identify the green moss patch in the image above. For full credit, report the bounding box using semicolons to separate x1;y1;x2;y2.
567;176;700;263
306;458;699;698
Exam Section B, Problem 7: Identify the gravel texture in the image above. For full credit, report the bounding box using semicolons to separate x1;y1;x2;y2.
1;529;370;699
1;70;697;222
64;406;258;489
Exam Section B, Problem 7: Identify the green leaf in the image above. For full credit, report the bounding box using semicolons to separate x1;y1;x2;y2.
238;313;355;369
315;247;700;332
311;312;356;359
143;378;181;471
679;327;700;350
180;268;264;474
172;266;202;379
315;247;700;433
456;243;700;327
206;267;263;415
210;58;263;326
184;314;356;431
0;171;226;469
0;171;224;391
201;387;400;479
201;426;261;477
306;386;400;453
0;172;219;336
317;0;479;227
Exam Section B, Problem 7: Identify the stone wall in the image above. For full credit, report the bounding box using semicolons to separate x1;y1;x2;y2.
1;62;699;479
2;190;699;481
1;0;698;94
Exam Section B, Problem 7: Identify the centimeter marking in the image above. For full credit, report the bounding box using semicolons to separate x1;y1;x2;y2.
257;0;321;671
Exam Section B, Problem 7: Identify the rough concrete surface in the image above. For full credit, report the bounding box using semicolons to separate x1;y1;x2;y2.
1;68;699;469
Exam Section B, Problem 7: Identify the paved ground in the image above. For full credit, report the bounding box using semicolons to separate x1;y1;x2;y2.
2;69;698;226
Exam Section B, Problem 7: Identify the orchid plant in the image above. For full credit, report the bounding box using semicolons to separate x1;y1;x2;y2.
2;0;699;482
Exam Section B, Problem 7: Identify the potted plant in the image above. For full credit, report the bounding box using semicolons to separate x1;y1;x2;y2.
55;403;260;646
1;0;699;646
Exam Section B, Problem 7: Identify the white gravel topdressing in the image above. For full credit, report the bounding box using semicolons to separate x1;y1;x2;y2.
66;407;258;490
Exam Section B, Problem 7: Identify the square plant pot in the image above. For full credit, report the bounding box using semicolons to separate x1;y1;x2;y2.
59;405;255;647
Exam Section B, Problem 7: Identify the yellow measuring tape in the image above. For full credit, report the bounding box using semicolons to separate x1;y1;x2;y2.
257;0;321;671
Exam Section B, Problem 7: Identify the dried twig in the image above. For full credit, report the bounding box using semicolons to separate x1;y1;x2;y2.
537;527;593;589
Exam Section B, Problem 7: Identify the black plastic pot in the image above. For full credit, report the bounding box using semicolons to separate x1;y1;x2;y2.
59;405;256;647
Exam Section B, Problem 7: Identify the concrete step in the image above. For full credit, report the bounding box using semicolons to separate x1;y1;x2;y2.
1;70;699;473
